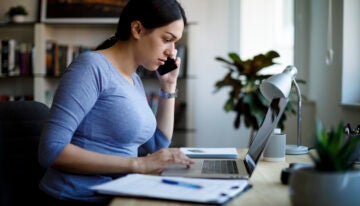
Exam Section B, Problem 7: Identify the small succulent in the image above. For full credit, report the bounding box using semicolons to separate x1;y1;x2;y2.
7;5;28;17
310;121;360;172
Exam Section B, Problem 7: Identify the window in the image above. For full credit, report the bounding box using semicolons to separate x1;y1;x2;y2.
239;0;294;74
341;0;360;106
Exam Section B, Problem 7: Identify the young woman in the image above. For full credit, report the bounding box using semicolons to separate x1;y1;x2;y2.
38;0;193;204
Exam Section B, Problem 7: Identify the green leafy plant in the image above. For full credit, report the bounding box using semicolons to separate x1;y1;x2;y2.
310;122;360;172
214;51;301;137
6;5;28;17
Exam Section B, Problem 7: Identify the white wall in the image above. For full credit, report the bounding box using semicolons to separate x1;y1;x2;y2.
180;0;250;147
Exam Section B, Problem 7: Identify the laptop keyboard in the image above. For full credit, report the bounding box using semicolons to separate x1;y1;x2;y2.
201;160;239;174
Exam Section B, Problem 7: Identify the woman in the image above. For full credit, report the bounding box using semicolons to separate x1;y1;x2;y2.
38;0;193;204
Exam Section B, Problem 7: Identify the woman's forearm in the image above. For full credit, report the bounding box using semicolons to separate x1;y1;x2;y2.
52;144;139;175
156;97;176;139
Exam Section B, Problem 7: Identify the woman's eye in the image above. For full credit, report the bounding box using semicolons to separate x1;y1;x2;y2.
163;36;174;42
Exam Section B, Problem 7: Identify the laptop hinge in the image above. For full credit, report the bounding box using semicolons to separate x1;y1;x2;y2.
244;154;255;176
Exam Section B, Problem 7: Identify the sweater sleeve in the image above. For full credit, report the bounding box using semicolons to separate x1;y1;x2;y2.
138;128;171;156
38;53;106;168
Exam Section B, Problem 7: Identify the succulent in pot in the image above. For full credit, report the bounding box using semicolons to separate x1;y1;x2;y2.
289;121;360;206
6;5;28;23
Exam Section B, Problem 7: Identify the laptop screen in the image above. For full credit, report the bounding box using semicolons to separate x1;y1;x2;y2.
245;97;288;175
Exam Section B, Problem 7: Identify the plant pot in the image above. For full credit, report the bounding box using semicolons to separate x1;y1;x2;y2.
289;167;360;206
11;15;25;23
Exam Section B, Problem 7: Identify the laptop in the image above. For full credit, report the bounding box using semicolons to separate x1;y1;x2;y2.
161;97;288;179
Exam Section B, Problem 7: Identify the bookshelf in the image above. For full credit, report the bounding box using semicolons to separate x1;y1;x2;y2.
0;22;35;101
33;23;115;105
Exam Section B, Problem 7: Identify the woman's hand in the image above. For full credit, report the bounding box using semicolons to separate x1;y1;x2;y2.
157;51;181;92
134;148;194;174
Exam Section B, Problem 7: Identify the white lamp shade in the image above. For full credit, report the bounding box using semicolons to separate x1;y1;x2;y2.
260;66;297;102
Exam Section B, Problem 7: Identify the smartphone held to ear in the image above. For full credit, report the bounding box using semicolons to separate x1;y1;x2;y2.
157;57;177;75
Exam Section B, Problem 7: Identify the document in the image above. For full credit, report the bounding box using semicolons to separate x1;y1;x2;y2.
91;174;250;204
180;147;239;159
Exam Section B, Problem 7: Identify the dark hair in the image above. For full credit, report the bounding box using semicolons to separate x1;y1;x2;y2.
96;0;187;50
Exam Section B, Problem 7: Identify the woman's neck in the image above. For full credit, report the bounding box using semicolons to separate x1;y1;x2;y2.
100;41;137;84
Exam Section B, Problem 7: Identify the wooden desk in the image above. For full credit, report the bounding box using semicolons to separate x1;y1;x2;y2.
109;150;311;206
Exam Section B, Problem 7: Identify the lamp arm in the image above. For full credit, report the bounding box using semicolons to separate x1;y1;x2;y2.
292;80;302;147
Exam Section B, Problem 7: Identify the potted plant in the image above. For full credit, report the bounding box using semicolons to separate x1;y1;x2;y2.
289;122;360;206
6;5;28;23
214;51;302;145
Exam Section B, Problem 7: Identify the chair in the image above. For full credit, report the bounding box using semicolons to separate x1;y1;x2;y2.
0;101;50;206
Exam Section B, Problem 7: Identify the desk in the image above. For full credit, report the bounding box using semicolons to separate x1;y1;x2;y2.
109;149;311;206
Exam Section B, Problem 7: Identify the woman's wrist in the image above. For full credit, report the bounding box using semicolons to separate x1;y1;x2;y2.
160;83;177;93
131;157;144;173
160;83;177;99
159;89;178;99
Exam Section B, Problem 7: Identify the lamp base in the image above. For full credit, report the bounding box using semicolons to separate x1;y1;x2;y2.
286;144;308;155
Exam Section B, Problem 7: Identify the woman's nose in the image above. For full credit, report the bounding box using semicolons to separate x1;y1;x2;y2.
166;43;177;58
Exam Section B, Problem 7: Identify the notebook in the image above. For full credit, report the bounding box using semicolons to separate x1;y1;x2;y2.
161;97;288;179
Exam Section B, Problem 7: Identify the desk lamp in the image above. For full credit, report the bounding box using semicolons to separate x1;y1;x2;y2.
260;65;308;155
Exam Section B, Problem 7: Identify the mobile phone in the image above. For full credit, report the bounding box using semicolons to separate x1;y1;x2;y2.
157;57;177;75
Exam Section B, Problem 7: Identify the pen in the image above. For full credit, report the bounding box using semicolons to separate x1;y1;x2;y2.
161;179;203;189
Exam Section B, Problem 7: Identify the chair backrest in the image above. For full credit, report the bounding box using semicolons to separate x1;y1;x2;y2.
0;101;50;206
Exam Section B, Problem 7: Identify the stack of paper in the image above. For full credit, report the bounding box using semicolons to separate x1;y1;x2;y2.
180;147;239;159
91;174;250;204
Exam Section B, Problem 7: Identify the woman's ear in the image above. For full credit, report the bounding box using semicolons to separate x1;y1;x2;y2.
131;21;144;40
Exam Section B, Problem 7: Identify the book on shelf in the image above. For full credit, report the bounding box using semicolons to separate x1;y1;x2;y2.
45;40;94;76
1;39;16;76
0;39;34;77
57;44;68;76
46;41;57;76
18;42;33;76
